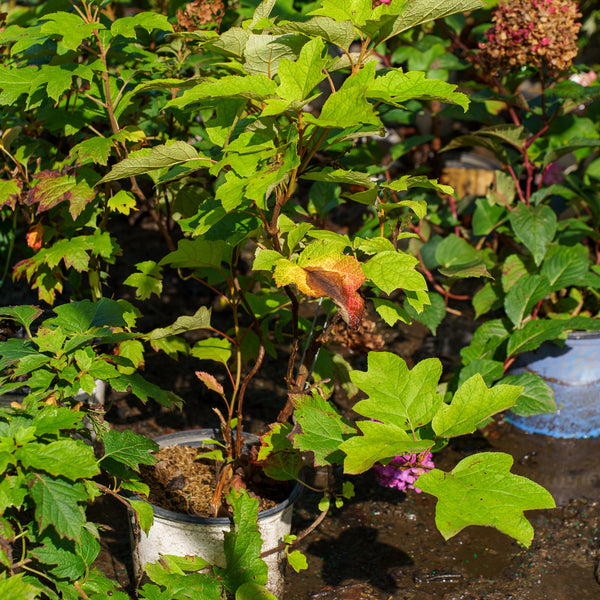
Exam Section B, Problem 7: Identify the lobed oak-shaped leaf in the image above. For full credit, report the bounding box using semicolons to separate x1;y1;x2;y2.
340;420;434;474
416;452;556;546
432;374;522;438
350;352;444;430
362;250;425;295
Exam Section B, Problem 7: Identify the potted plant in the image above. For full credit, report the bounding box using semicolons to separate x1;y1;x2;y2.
0;0;563;597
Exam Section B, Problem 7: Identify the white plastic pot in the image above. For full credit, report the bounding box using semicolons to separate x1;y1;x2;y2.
126;428;301;598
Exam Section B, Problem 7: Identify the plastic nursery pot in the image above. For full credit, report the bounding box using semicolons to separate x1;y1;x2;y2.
507;331;600;438
126;428;302;598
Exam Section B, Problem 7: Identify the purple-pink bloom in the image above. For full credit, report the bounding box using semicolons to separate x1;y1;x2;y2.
373;452;435;493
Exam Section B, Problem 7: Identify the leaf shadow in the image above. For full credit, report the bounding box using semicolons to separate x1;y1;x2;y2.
305;525;413;593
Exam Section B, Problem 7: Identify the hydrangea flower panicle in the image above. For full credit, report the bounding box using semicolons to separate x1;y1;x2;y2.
478;0;581;77
373;451;435;493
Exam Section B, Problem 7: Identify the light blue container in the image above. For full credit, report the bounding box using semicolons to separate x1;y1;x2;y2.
507;331;600;438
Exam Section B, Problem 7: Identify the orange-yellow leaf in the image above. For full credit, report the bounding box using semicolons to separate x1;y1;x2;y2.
26;223;44;250
274;254;366;329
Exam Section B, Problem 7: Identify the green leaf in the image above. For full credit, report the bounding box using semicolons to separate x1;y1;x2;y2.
191;338;232;365
403;292;446;335
50;298;128;333
16;440;99;480
340;421;434;474
257;422;303;481
285;551;308;574
129;499;154;535
0;573;38;599
0;306;42;332
435;235;489;278
148;307;212;339
473;197;507;236
70;137;114;167
102;429;158;471
34;536;86;580
372;298;412;327
32;406;84;436
432;375;522;438
0;64;37;104
274;16;356;51
504;274;551;328
351;353;444;429
111;374;179;406
368;70;469;112
291;392;353;466
383;174;454;196
304;77;382;129
457;359;504;387
243;32;306;77
98;142;212;184
253;249;284;271
31;64;74;103
0;339;42;371
218;490;268;592
543;137;600;168
417;452;555;546
541;245;589;291
110;12;173;38
124;261;163;300
509;204;557;266
40;12;97;51
362;251;425;294
309;0;373;26
502;372;556;417
144;561;221;599
277;37;328;101
0;475;26;513
506;319;569;358
361;0;485;42
168;75;278;108
30;476;87;541
160;238;227;270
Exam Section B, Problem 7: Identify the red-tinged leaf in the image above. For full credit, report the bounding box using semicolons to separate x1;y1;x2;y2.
0;179;22;210
195;371;224;396
26;223;43;250
274;253;366;329
26;171;95;219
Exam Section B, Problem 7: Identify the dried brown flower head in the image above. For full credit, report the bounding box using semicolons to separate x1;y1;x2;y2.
478;0;582;77
175;0;225;32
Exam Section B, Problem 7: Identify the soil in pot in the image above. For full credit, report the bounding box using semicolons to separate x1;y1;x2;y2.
139;444;293;518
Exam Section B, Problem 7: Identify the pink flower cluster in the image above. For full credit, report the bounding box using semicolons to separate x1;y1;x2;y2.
373;452;435;493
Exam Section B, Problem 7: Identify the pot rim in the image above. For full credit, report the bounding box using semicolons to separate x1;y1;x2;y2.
124;428;303;525
566;329;600;340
